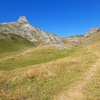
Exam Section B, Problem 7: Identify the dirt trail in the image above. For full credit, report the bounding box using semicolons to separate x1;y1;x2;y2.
54;50;100;100
0;47;36;61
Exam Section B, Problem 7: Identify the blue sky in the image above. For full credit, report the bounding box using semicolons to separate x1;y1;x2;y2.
0;0;100;37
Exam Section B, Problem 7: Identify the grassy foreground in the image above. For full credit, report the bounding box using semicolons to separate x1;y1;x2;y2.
0;47;76;70
0;45;98;100
83;39;100;100
84;67;100;100
0;33;100;100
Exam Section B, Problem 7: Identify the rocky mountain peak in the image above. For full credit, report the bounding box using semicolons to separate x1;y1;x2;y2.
17;16;28;23
0;16;62;44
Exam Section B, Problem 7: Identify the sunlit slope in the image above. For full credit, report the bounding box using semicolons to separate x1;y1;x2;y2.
0;47;76;70
0;32;100;100
83;32;100;100
54;32;100;100
0;41;98;100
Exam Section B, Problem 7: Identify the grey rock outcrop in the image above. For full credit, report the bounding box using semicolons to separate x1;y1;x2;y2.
65;36;82;43
63;35;84;44
18;16;28;23
84;28;100;37
0;16;62;44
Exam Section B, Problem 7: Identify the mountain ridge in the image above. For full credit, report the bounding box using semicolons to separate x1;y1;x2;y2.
0;16;100;49
0;16;62;44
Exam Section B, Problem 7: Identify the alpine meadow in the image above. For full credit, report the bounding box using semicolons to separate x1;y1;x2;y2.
0;16;100;100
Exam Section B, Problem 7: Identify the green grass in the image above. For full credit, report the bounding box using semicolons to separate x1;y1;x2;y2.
0;48;76;70
0;32;100;100
0;33;35;53
0;48;97;100
1;71;79;100
84;67;100;100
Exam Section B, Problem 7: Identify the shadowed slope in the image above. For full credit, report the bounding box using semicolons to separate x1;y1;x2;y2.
0;32;35;53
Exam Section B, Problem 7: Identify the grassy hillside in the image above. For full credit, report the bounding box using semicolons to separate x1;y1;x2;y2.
84;66;100;100
0;32;100;100
0;32;35;53
83;33;100;100
0;46;98;100
0;48;76;70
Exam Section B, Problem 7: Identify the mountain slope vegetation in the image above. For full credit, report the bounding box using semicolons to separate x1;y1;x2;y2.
0;32;100;100
0;17;100;100
0;32;35;53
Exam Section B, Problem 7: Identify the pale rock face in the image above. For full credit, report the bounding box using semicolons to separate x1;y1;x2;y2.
66;36;80;42
0;16;62;44
17;16;28;23
84;28;100;37
64;36;83;43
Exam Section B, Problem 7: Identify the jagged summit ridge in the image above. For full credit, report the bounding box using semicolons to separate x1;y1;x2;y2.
17;16;28;23
0;16;62;44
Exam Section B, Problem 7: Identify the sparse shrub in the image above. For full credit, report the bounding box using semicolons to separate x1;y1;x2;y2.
25;69;38;79
42;71;56;80
10;57;14;60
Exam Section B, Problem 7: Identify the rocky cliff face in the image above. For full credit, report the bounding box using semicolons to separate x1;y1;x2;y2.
0;16;62;44
64;36;83;43
0;16;99;49
84;28;100;37
64;27;100;45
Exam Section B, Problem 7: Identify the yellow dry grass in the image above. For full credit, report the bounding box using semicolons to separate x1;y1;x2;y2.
0;34;100;99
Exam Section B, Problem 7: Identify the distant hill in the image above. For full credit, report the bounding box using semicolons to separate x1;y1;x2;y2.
63;27;100;47
84;27;100;37
0;16;100;52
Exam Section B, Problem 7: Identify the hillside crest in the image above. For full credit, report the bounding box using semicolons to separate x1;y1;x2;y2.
0;16;62;44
